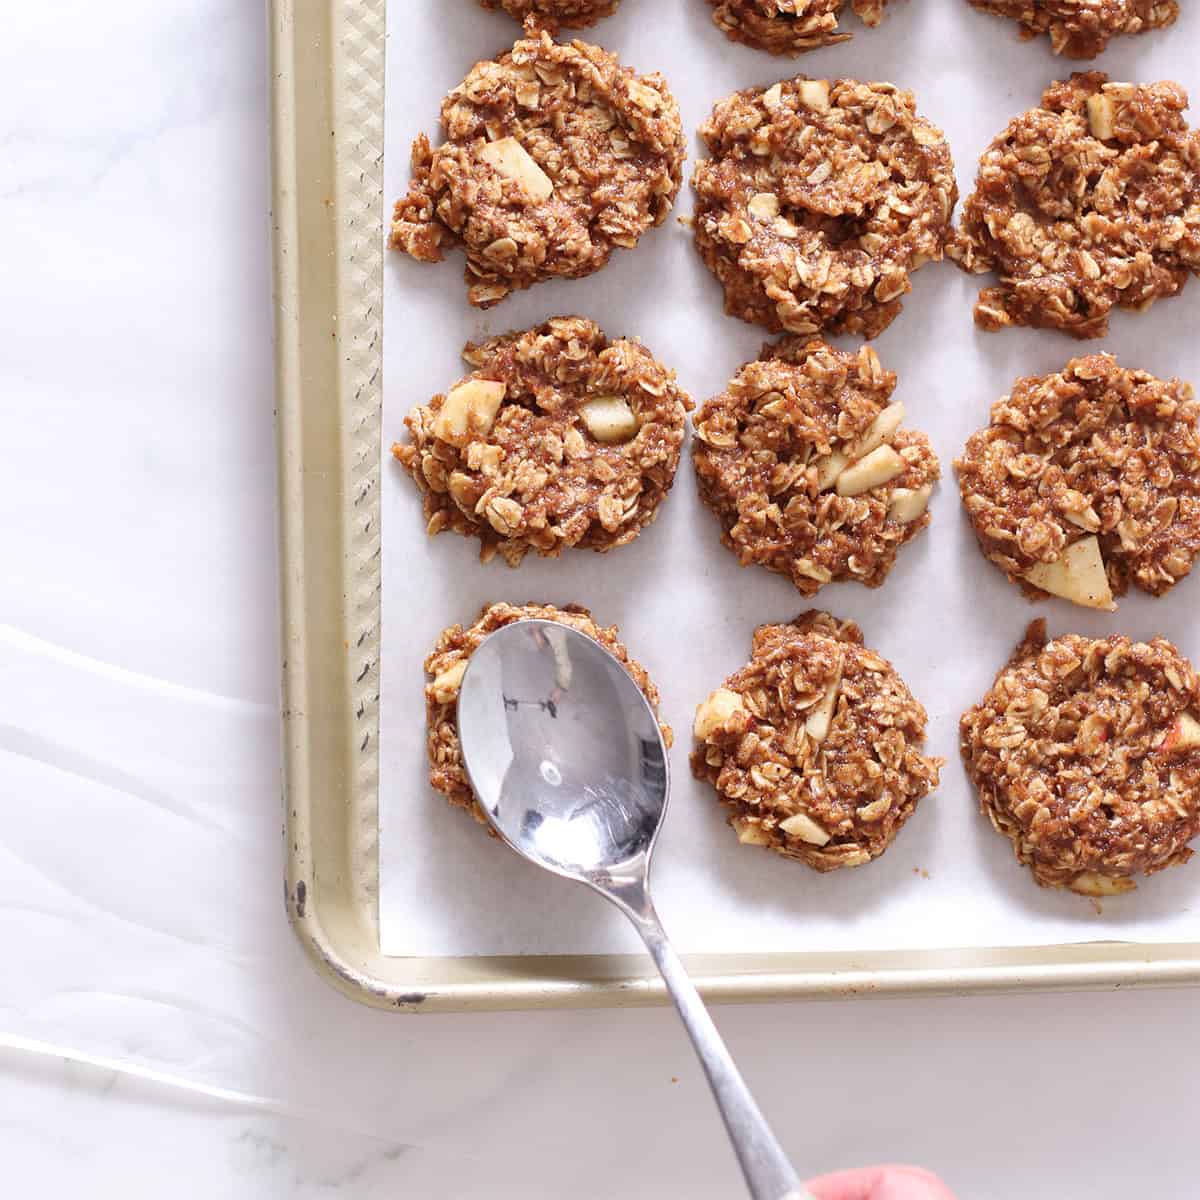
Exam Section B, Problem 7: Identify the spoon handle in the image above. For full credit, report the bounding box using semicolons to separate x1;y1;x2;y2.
615;893;815;1200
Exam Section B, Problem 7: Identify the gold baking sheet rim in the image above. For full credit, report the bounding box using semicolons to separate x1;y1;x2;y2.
269;0;1200;1012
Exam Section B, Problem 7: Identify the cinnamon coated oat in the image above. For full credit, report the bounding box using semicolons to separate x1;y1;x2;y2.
691;76;955;339
964;0;1177;58
390;30;684;308
950;73;1200;338
392;317;691;566
691;611;941;871
956;354;1200;611
694;339;939;594
424;602;671;827
706;0;893;55
962;620;1200;895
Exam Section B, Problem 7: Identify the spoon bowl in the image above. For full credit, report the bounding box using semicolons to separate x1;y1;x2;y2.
457;619;812;1200
457;618;667;882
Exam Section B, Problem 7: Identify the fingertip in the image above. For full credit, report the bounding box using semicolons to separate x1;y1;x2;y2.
804;1164;957;1200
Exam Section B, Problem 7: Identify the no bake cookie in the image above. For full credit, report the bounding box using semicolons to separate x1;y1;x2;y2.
391;30;684;306
949;74;1200;338
392;317;691;565
963;0;1177;58
705;0;894;55
956;354;1200;610
694;339;939;594
691;611;941;871
962;620;1200;894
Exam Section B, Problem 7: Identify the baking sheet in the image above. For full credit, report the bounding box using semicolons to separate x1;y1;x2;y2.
379;0;1200;958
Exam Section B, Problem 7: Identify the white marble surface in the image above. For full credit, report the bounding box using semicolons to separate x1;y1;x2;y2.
0;2;1197;1196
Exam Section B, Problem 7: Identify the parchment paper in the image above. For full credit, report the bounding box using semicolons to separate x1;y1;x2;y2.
380;0;1200;957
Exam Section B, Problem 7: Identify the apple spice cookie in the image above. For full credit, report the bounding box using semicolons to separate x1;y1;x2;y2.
691;76;956;340
956;355;1200;612
691;611;942;871
961;620;1200;895
693;340;939;595
392;317;692;566
425;602;672;828
390;29;684;308
949;74;1200;339
479;0;621;29
963;0;1177;59
705;0;894;55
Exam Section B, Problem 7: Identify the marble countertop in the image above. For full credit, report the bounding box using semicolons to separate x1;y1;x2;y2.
1;2;1195;1195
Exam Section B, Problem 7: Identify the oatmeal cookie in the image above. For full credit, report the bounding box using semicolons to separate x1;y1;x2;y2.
392;317;691;566
957;355;1200;611
691;76;956;339
390;30;684;308
425;602;671;827
949;74;1200;338
706;0;894;55
479;0;621;29
691;611;941;870
694;340;939;594
962;620;1200;895
964;0;1177;58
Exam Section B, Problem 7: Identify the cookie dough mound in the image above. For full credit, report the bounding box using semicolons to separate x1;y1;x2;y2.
692;77;955;339
706;0;894;55
425;602;671;826
956;354;1200;611
392;317;691;566
964;0;1177;59
479;0;621;29
691;611;941;870
693;339;939;594
949;73;1200;338
390;30;684;307
962;620;1200;895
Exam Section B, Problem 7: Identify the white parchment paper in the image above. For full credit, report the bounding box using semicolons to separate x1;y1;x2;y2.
380;0;1200;956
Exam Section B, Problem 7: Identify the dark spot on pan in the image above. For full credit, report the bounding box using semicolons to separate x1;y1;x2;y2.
397;992;427;1007
295;879;307;917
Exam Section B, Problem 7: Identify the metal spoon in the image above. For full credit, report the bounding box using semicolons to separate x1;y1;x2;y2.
456;618;813;1200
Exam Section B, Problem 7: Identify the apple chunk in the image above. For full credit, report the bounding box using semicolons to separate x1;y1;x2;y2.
1023;535;1115;611
779;811;830;846
433;378;506;446
888;483;932;524
1069;871;1135;897
1087;94;1116;140
845;402;904;462
1160;712;1200;755
812;450;848;492
579;395;639;443
804;654;844;743
836;444;906;497
479;137;553;202
797;79;830;112
694;688;746;739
